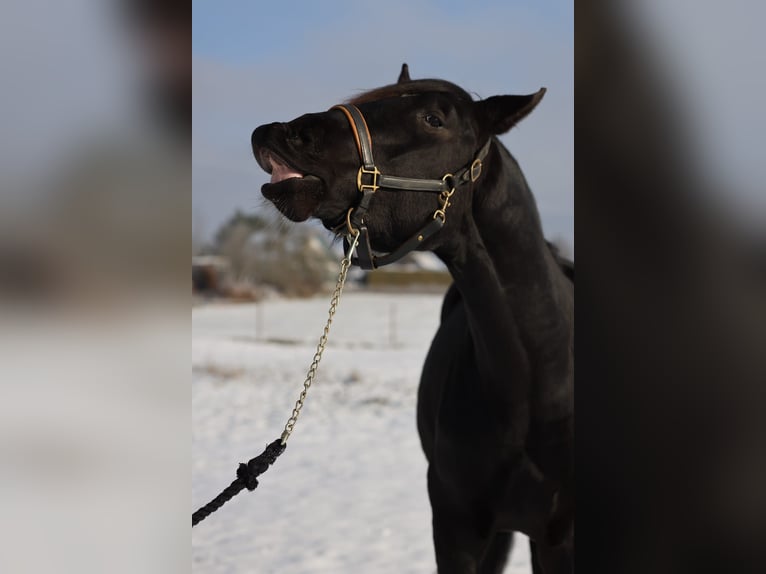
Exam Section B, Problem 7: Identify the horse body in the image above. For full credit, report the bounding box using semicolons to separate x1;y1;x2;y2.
252;64;573;573
419;139;573;573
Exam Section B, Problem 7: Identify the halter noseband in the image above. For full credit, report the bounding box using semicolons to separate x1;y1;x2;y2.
331;103;491;270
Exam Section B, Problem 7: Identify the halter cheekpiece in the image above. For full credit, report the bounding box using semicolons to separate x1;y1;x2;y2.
331;104;491;270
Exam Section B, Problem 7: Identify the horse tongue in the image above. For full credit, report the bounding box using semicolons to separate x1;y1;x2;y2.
269;153;303;184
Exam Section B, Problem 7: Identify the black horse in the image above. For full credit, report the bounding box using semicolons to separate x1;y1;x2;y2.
252;64;573;574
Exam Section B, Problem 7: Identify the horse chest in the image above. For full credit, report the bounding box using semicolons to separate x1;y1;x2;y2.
420;302;525;445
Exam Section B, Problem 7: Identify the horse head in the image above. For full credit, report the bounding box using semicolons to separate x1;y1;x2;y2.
251;64;544;262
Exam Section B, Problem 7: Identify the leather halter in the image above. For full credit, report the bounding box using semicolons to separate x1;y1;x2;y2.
331;103;491;270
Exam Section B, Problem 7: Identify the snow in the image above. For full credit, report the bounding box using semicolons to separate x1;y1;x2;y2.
192;291;532;573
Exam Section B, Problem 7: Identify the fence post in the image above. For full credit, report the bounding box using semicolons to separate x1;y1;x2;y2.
255;301;264;342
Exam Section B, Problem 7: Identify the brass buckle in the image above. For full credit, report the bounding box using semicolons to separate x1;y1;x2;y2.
356;165;381;193
470;158;482;182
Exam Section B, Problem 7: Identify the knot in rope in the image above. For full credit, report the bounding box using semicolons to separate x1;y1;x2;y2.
192;438;286;526
236;439;286;491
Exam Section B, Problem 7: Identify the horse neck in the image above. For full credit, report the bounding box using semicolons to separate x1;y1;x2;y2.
441;139;555;305
434;140;560;418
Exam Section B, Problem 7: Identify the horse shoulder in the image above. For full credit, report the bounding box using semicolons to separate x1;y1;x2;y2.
439;282;462;323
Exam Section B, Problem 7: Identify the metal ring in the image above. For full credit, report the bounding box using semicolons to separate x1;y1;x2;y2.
345;207;360;237
441;173;455;192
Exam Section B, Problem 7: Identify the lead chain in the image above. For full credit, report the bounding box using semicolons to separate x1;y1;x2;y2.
280;231;360;445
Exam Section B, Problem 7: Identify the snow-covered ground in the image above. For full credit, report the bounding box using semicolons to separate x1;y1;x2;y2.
192;290;531;573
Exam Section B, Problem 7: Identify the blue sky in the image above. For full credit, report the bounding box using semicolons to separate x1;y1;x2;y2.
193;1;574;249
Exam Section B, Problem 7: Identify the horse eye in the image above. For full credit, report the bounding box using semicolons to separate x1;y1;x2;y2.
424;114;443;128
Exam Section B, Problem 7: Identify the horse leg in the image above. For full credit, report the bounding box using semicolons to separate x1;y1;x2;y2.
429;467;491;574
477;531;514;574
530;539;543;574
532;528;573;574
431;511;484;574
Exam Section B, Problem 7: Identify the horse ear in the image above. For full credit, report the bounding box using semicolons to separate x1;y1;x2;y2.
397;63;411;84
476;88;546;134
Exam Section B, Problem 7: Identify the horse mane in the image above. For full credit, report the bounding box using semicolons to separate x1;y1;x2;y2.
347;79;475;105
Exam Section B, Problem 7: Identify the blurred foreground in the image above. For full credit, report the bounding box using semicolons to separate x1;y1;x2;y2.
577;2;766;572
0;1;189;573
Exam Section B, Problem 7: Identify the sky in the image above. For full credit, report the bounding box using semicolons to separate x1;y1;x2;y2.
192;0;575;250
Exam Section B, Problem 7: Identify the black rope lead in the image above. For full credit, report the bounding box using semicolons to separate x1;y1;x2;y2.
193;438;286;527
193;237;359;528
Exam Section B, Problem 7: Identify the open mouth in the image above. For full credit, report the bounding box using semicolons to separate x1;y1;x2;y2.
258;149;306;184
253;146;324;222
